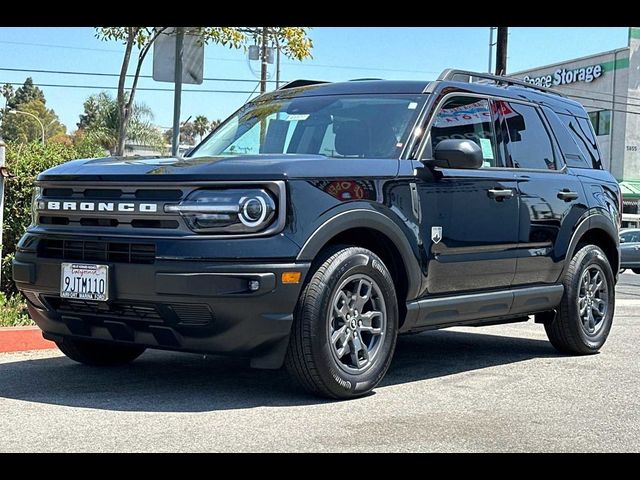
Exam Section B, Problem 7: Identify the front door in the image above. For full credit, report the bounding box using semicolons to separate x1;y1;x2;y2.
416;95;520;295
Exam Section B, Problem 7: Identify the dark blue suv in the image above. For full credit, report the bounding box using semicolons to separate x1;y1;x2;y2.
13;70;621;398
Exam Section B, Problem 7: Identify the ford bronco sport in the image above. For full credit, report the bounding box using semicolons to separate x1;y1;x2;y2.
13;69;621;399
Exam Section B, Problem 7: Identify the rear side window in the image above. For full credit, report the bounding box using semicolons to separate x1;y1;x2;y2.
498;101;557;170
557;113;603;170
542;107;591;169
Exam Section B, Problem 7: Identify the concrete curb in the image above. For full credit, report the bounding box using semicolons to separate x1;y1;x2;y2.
0;326;55;353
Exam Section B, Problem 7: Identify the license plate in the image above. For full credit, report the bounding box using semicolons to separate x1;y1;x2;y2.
60;263;109;301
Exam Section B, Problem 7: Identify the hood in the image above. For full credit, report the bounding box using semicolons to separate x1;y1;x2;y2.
37;154;398;182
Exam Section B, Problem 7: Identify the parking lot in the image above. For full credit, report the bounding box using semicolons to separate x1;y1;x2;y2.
1;272;639;452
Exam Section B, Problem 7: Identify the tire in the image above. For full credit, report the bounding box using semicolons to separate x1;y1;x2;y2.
633;269;640;275
56;337;146;366
545;245;615;355
285;246;398;399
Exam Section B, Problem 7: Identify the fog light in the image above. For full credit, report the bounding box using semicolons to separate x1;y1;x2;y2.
281;272;301;284
248;280;260;291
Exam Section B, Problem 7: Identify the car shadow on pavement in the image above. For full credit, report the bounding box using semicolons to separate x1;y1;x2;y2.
0;330;559;412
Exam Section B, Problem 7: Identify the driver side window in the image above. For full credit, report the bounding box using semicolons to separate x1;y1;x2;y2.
430;97;502;168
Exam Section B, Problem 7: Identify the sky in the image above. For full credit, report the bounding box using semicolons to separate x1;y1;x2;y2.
0;27;631;131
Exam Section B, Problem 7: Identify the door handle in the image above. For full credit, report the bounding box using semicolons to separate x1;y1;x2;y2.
487;188;514;200
557;189;579;201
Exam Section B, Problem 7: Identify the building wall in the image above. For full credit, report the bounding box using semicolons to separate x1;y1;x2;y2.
623;27;640;181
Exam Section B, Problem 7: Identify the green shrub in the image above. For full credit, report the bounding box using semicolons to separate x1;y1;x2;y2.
0;291;32;327
1;139;106;301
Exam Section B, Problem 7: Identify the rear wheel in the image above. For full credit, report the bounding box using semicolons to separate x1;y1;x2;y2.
285;246;398;399
544;245;614;354
56;337;146;366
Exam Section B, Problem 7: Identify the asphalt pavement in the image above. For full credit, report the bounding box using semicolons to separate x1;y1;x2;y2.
1;273;639;452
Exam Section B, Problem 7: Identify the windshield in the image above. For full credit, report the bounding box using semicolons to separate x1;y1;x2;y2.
189;93;426;159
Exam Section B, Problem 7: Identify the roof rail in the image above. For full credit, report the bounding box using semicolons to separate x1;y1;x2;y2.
279;79;330;90
437;69;566;97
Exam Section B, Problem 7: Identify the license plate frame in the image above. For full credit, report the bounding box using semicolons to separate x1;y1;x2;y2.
60;263;109;302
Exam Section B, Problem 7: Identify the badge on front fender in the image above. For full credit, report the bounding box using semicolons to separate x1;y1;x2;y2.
431;226;443;244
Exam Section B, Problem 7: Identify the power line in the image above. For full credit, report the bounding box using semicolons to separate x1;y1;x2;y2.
579;103;640;116
0;66;280;84
562;84;640;104
0;39;440;76
0;81;254;94
565;92;640;109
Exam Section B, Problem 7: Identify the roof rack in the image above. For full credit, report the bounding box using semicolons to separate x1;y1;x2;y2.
437;69;566;97
279;79;330;90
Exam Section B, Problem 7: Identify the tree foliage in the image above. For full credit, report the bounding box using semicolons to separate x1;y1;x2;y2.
6;77;45;110
193;115;209;142
163;115;222;146
95;27;313;156
77;91;164;154
0;99;65;143
1;139;106;296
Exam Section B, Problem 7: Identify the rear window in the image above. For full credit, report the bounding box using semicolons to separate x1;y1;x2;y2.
542;107;590;169
557;112;603;169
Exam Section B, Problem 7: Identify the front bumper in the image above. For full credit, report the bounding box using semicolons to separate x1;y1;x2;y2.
13;250;310;369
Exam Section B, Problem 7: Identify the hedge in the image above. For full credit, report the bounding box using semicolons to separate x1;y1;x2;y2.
1;139;106;310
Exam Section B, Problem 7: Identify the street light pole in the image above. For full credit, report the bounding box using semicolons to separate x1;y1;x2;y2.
9;109;45;143
275;35;281;89
260;26;269;94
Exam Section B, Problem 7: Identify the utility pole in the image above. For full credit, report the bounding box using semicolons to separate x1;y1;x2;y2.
171;27;185;157
260;27;269;94
488;27;496;74
495;27;508;76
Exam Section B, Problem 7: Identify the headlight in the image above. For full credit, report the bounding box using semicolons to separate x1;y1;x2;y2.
165;188;277;234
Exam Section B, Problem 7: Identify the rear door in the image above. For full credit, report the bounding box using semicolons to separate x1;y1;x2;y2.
494;100;587;285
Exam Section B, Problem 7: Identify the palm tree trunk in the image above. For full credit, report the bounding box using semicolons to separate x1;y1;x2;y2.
115;29;135;157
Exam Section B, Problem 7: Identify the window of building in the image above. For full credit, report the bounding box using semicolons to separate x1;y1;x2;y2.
430;97;502;168
588;110;611;136
499;102;557;170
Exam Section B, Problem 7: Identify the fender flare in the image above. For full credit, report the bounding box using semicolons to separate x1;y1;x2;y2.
562;212;620;278
296;209;423;300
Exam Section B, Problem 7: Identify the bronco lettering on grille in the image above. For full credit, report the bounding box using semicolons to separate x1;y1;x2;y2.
42;201;158;213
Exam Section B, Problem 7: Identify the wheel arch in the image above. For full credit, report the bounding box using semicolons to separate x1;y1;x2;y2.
563;213;620;280
297;209;423;309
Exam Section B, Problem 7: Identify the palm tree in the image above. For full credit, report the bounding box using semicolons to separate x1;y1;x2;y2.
78;92;164;155
210;119;221;132
193;115;209;143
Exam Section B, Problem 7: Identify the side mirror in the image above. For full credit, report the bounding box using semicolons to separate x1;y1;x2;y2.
426;139;484;169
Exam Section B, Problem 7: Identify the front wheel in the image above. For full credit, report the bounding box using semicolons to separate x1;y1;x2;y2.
545;245;615;354
285;246;398;399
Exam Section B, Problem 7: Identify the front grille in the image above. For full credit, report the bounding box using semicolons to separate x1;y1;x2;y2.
36;185;185;232
39;239;156;264
45;297;213;327
48;297;162;322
